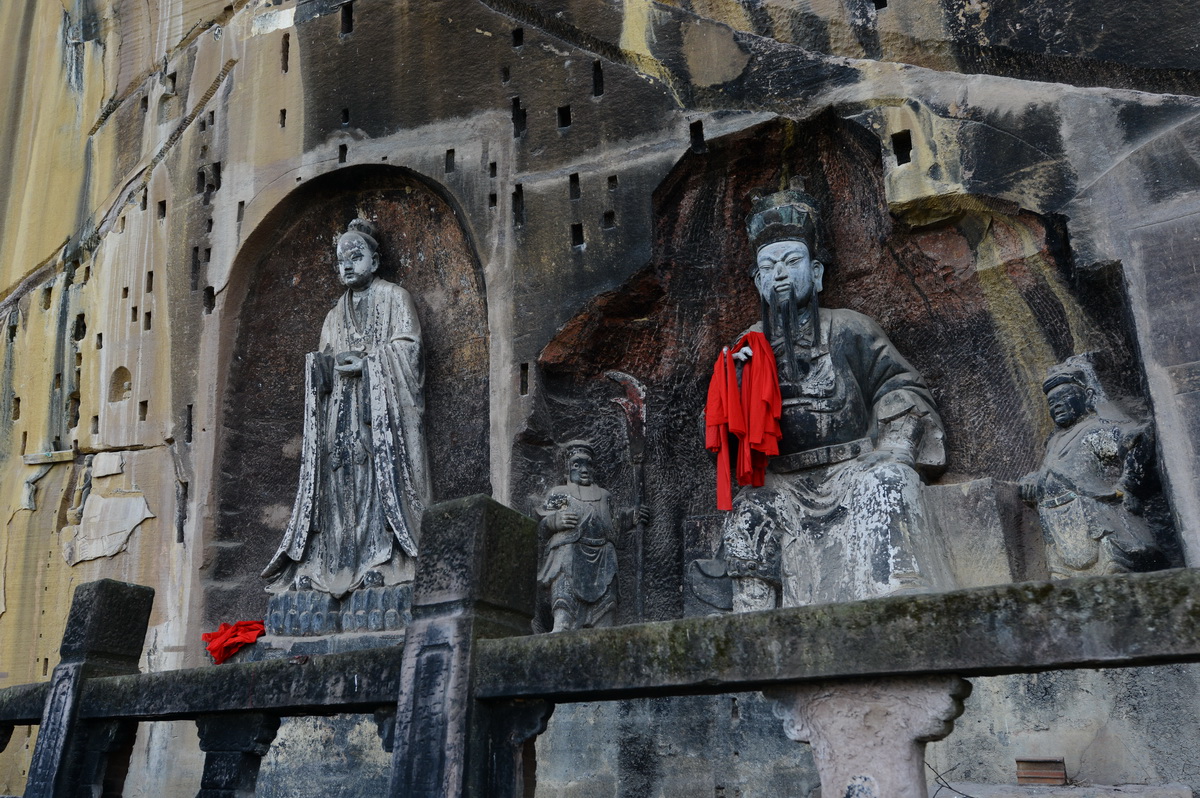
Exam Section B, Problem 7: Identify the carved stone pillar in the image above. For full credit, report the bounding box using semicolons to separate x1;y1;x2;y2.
767;676;971;798
195;713;280;798
388;496;539;798
24;579;154;798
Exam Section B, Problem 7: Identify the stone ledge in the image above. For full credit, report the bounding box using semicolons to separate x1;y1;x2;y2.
937;784;1191;797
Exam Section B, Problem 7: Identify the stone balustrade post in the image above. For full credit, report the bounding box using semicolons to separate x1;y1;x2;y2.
195;713;281;798
386;495;540;798
24;579;154;798
768;676;971;798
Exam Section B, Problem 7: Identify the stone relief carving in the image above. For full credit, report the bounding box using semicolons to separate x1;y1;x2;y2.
1019;355;1167;578
718;179;949;611
262;218;431;601
536;441;646;632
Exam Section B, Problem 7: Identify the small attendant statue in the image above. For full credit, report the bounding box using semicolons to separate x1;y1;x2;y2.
1020;356;1166;578
537;441;647;632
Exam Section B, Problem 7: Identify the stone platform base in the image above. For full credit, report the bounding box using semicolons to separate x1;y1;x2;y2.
265;584;412;637
938;785;1191;797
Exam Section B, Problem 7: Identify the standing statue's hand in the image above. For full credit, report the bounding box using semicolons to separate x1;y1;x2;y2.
636;506;653;525
731;345;754;362
554;510;581;531
334;351;365;375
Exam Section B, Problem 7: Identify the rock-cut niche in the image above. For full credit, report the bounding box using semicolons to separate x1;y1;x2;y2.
211;167;489;623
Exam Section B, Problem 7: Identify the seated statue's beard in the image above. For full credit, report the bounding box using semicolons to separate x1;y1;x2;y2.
765;289;816;382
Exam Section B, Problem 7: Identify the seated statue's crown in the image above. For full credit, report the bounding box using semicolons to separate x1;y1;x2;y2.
746;176;820;253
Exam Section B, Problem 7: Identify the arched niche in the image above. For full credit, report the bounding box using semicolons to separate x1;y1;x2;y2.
210;166;489;622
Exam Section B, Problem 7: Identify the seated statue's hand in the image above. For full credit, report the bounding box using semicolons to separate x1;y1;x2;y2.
334;351;365;376
731;345;753;362
1017;474;1038;503
861;447;915;470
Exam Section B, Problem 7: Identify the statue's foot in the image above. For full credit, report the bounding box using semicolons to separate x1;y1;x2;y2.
297;576;313;590
364;570;384;588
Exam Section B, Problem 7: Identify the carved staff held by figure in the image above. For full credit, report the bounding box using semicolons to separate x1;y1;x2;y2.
606;370;648;621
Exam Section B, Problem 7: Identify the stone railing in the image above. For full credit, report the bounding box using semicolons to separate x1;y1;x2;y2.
1;494;1198;797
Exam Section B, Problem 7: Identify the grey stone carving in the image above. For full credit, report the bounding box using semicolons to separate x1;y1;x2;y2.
722;179;948;610
767;676;970;798
263;218;430;600
1019;356;1166;578
537;441;642;632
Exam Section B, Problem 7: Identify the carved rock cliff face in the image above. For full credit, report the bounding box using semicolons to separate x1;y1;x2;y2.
514;114;1147;623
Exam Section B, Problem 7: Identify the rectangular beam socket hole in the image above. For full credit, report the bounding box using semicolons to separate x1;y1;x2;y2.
340;2;353;35
593;60;604;97
569;173;580;200
512;28;523;48
279;109;286;128
602;211;615;229
519;363;529;396
338;144;348;163
203;287;215;314
557;105;572;129
157;200;167;219
511;98;526;138
138;401;148;421
281;33;290;73
892;130;913;165
571;223;584;248
512;184;525;227
445;149;455;173
690;120;707;153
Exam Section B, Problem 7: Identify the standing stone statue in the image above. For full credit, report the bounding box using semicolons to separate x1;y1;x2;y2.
537;441;646;632
263;218;431;599
1019;356;1166;578
720;180;948;611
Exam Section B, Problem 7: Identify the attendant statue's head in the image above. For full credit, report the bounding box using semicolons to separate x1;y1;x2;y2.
336;218;381;292
563;440;596;487
746;177;827;360
1042;359;1097;429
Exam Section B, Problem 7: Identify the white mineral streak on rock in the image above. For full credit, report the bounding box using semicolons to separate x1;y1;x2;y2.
61;493;155;565
252;8;294;36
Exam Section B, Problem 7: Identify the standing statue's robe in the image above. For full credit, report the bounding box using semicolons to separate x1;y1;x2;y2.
1026;410;1162;577
536;482;621;629
722;309;950;608
263;278;430;598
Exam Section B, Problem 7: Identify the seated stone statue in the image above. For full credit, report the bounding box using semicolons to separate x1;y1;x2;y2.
1019;356;1166;578
537;441;645;632
720;180;948;611
263;218;431;599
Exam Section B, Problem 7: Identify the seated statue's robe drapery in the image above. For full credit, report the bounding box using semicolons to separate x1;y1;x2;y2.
722;308;950;608
263;279;430;598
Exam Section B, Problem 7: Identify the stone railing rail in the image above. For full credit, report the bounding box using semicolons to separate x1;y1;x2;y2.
0;494;1198;797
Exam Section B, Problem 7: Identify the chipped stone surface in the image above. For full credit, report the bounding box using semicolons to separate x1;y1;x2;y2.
60;493;155;566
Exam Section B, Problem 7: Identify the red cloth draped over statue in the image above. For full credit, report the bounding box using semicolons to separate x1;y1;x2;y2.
705;332;782;510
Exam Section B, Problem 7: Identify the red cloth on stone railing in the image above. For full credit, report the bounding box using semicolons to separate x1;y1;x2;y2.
202;620;265;664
